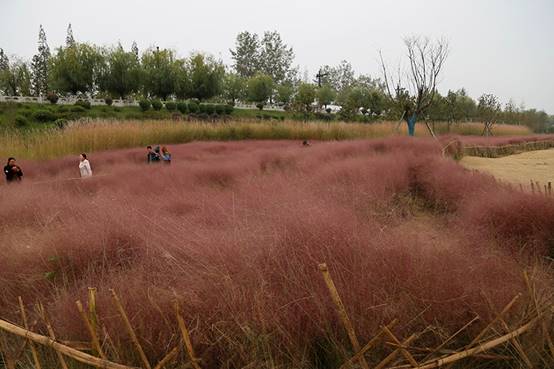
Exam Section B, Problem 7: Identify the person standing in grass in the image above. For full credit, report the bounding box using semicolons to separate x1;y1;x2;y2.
79;153;92;178
4;157;23;183
161;146;171;163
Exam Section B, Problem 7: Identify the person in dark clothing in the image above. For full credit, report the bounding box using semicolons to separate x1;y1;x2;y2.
4;157;23;183
147;146;160;163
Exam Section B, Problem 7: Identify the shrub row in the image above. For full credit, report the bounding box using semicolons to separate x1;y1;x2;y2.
138;99;234;115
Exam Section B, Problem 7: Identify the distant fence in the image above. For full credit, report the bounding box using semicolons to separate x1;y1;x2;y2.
463;140;554;158
0;95;286;111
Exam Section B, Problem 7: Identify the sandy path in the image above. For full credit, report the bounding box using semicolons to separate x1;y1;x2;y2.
461;149;554;185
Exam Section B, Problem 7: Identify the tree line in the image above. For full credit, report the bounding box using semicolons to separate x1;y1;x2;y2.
0;24;551;132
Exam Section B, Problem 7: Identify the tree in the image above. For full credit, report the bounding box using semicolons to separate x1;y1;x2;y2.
319;60;356;91
380;36;449;136
31;24;50;96
478;93;501;136
187;53;225;100
49;43;103;95
230;31;260;78
141;47;178;100
247;74;273;110
259;31;295;84
223;72;246;105
275;83;294;107
295;83;316;114
131;41;139;60
66;23;75;47
98;44;142;99
317;84;336;109
0;58;32;96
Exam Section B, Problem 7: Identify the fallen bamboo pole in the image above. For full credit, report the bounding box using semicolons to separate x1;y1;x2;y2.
0;318;138;369
374;333;418;369
174;302;202;369
422;315;480;363
415;316;540;369
382;326;419;367
339;319;398;369
153;345;180;369
76;300;106;360
18;297;41;369
38;303;69;369
109;289;152;369
319;263;370;369
523;271;554;359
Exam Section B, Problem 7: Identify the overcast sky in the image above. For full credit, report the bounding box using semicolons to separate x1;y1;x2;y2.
1;0;553;113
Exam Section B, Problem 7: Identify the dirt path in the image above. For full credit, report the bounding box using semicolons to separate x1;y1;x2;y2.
461;149;554;185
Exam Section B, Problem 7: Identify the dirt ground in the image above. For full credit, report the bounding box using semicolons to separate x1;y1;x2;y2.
461;148;554;185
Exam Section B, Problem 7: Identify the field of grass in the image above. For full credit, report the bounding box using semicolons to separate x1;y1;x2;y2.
1;138;553;368
0;118;532;160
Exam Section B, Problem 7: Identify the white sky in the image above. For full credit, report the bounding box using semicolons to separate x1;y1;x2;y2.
1;0;553;113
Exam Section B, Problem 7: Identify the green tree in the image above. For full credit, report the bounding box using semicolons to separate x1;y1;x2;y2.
49;43;103;95
295;83;316;113
31;24;50;96
316;84;336;109
478;93;501;136
187;53;225;100
0;58;32;96
247;74;274;110
223;72;246;105
259;31;295;84
141;47;178;100
230;31;260;78
319;60;356;91
275;83;294;107
98;44;141;99
65;23;75;47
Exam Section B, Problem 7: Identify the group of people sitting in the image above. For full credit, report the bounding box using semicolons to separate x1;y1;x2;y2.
147;145;171;163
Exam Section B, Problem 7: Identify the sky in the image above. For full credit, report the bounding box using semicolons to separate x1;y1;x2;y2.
1;0;553;113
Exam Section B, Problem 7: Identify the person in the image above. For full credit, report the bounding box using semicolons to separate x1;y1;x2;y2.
161;146;171;163
302;140;311;147
79;153;92;178
4;157;23;183
147;145;160;163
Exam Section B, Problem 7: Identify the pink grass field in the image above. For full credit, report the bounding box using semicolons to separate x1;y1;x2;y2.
1;138;553;367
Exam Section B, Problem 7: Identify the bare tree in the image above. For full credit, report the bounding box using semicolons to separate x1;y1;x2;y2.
478;93;501;136
380;36;449;136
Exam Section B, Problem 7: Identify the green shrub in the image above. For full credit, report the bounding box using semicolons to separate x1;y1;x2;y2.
214;104;225;115
46;92;59;104
151;99;163;111
188;101;199;113
205;104;215;115
55;118;68;129
139;99;151;112
57;105;68;113
198;103;207;113
33;110;56;122
75;100;91;109
105;97;113;106
70;105;87;113
15;115;29;127
224;104;234;115
177;101;188;114
165;101;177;111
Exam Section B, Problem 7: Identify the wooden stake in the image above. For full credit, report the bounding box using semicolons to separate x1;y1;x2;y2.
536;181;542;194
374;333;417;369
531;181;535;193
110;289;152;369
18;297;41;369
174;302;202;369
0;318;138;369
88;288;98;333
339;319;398;369
318;263;370;369
37;303;69;369
76;300;106;359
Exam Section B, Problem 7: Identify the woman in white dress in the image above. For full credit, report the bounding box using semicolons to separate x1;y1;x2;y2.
79;153;92;178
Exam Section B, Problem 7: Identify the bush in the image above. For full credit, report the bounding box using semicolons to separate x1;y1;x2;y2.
188;101;199;113
15;115;29;127
205;104;216;115
75;100;91;109
54;118;68;129
139;99;151;112
198;103;208;114
151;100;163;111
215;104;225;115
165;101;177;111
33;110;56;122
105;97;113;106
57;105;68;113
46;92;59;104
177;101;188;114
224;104;234;115
70;105;87;113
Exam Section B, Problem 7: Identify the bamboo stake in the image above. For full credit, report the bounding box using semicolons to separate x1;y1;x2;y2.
318;263;370;369
0;318;138;369
110;289;152;369
88;288;98;333
18;297;42;369
415;316;540;369
536;181;542;194
174;302;202;369
531;181;535;193
76;300;106;360
523;271;554;359
374;334;418;369
519;183;524;192
548;182;552;196
495;316;533;368
422;315;479;362
153;345;180;369
382;326;419;367
339;319;398;369
37;303;69;369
